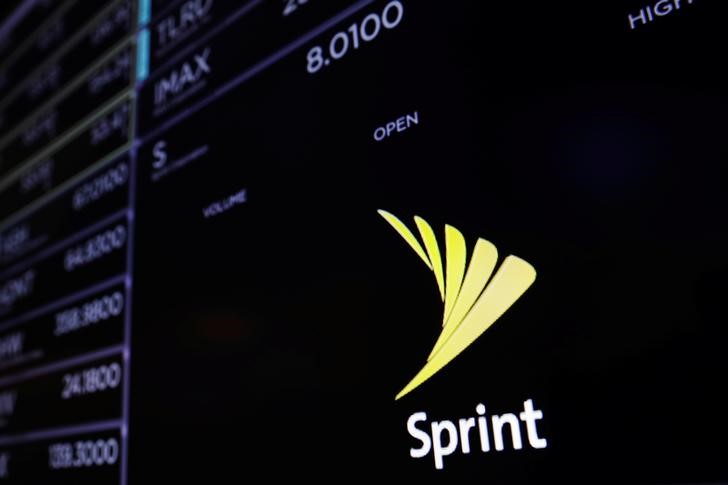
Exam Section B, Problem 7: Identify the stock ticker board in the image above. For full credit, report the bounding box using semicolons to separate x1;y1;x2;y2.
0;0;726;483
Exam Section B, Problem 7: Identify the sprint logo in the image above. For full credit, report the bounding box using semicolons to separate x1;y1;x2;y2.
379;210;548;469
378;210;537;399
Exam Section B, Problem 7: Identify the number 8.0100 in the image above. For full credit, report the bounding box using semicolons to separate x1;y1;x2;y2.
307;1;404;74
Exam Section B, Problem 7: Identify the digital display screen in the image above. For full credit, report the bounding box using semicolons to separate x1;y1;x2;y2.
0;1;726;483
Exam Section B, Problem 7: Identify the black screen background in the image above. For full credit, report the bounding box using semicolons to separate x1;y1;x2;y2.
131;1;728;482
0;0;725;483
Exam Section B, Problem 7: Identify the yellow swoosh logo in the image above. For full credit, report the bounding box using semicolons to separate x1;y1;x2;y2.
378;210;537;400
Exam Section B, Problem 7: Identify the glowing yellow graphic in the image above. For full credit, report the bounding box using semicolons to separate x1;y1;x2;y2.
378;210;537;400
